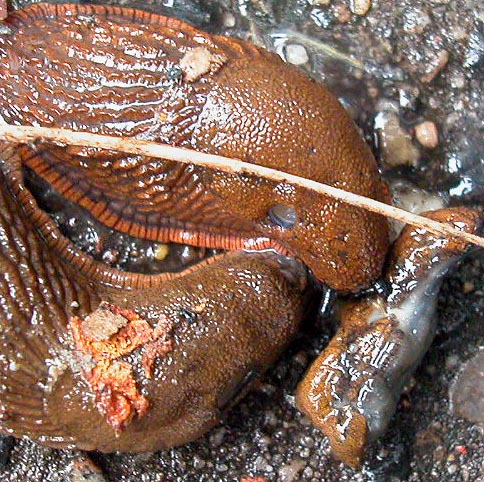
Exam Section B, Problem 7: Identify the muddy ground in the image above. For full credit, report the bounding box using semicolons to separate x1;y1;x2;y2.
1;0;484;480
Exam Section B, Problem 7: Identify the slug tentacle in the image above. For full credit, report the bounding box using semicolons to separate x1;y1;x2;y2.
296;207;482;467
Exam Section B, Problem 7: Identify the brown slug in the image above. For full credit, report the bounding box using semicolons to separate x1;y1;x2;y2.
1;2;477;467
296;207;482;467
0;2;389;292
0;1;386;452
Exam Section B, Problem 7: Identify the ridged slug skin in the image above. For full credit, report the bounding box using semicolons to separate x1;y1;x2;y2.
0;2;389;292
0;144;307;452
296;207;482;467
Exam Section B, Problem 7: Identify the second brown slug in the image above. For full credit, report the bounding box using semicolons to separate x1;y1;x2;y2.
296;207;482;467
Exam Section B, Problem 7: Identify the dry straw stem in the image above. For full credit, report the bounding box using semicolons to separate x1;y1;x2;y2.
0;123;483;249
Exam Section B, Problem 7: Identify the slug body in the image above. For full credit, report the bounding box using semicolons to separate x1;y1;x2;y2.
0;2;475;466
0;2;388;292
0;144;308;451
0;2;387;452
296;208;482;467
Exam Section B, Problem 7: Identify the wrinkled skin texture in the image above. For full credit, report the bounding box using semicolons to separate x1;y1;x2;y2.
0;2;389;292
0;144;307;451
0;2;384;453
0;2;478;466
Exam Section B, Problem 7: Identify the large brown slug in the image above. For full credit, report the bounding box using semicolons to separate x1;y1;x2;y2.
0;1;386;453
0;2;389;292
0;2;479;467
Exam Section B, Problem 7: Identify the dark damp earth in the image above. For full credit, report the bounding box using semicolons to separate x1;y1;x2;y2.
2;0;483;481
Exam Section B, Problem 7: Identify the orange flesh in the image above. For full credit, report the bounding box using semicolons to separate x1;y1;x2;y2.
69;302;174;430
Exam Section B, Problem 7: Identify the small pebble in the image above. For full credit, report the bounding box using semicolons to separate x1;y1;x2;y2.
299;447;311;458
421;50;450;83
454;444;468;456
255;432;272;450
70;456;107;482
178;245;204;265
447;464;458;475
415;121;439;149
154;243;170;261
300;435;315;448
349;0;371;16
368;86;379;99
179;47;227;82
101;249;120;264
257;382;277;396
334;4;351;23
192;455;206;470
302;467;314;478
447;452;456;463
264;411;278;427
216;463;229;472
310;8;332;28
398;84;420;110
450;351;484;424
209;427;227;447
222;11;236;28
462;281;475;293
292;351;308;367
0;23;11;34
449;72;466;89
254;455;274;472
285;44;309;65
278;458;306;482
307;0;331;5
375;111;420;167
